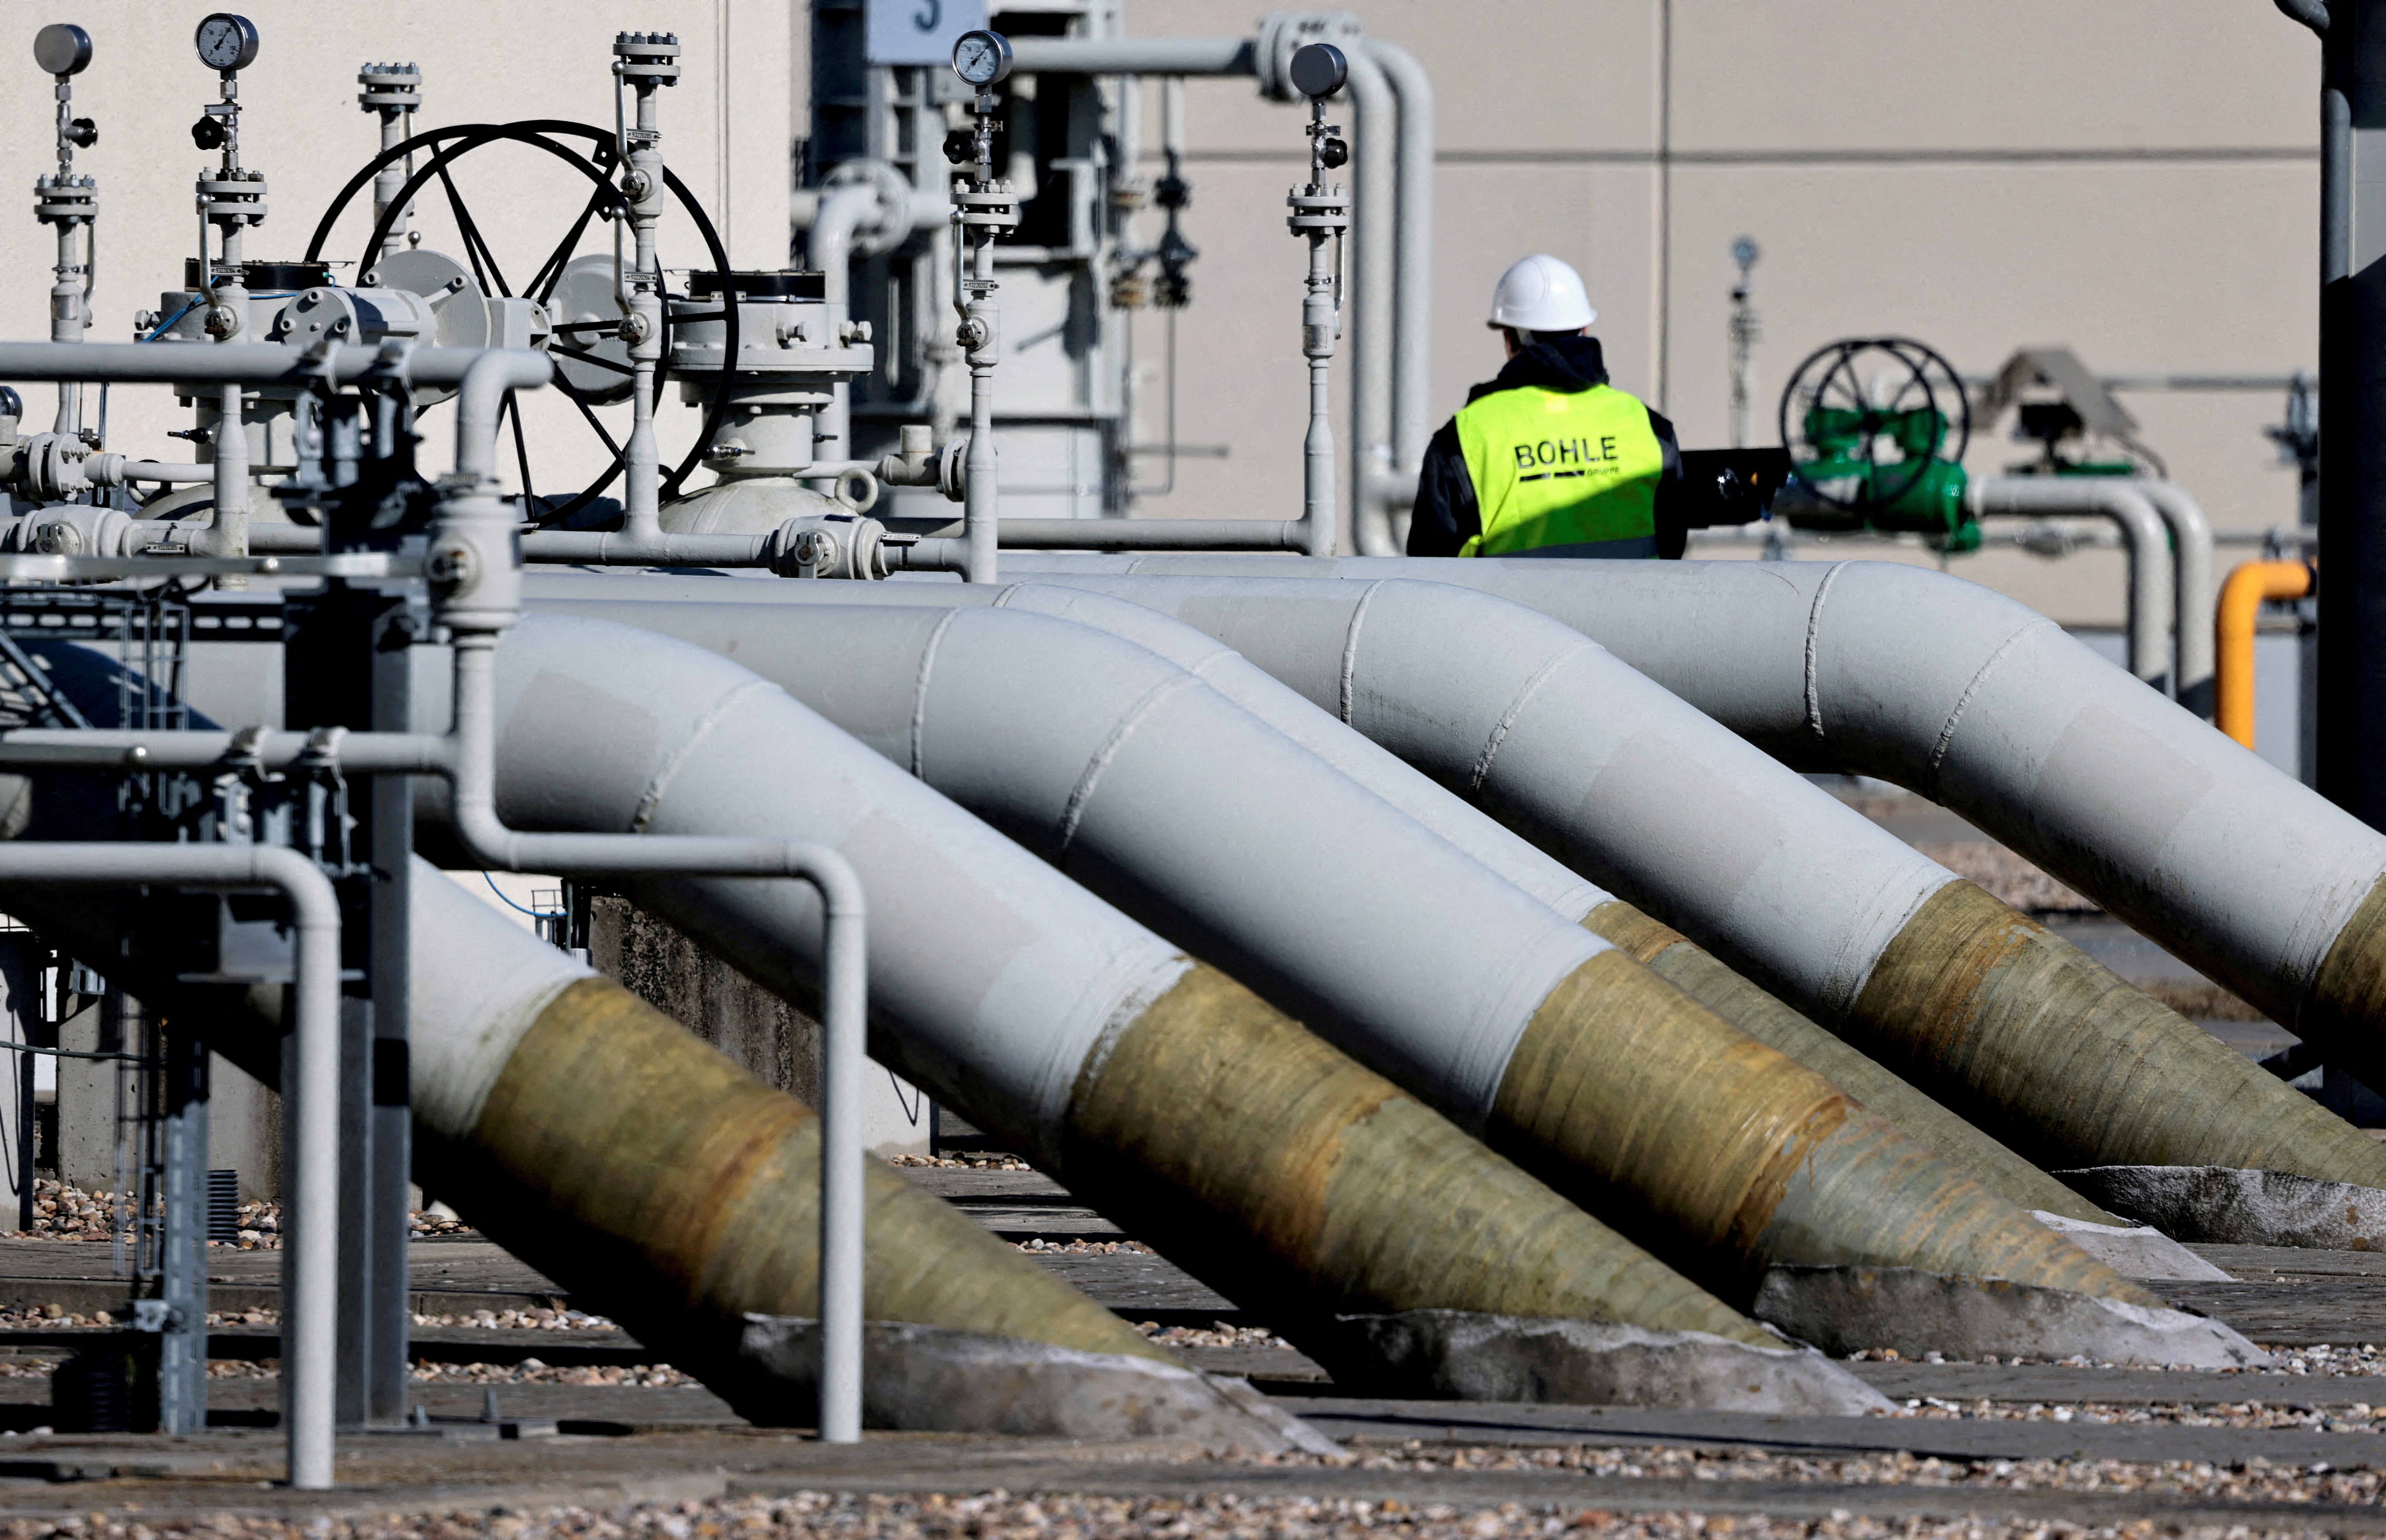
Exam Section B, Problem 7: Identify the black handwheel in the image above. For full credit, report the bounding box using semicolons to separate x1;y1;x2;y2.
1777;337;1969;514
303;120;739;525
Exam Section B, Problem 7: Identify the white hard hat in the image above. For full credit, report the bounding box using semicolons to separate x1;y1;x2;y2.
1488;254;1595;332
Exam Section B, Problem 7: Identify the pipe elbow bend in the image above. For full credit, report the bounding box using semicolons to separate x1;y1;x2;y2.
1780;561;2069;787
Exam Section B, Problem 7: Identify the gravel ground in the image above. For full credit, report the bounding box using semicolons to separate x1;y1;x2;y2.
1135;1321;1296;1351
0;1483;2368;1540
886;1156;1033;1172
1846;1343;2386;1377
1259;1442;2386;1503
1013;1238;1157;1256
4;1181;472;1249
1911;841;2097;915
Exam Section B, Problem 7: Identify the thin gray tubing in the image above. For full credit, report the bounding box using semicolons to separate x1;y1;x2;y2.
1367;39;1434;515
1344;48;1397;557
1967;477;2172;691
443;636;869;1444
519;528;772;565
0;343;550;485
2137;480;2218;719
810;182;879;466
1006;37;1257;75
0;844;337;1488
880;517;1308;551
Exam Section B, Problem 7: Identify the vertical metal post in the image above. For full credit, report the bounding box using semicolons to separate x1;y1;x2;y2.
366;595;415;1425
154;1027;208;1434
2315;0;2386;825
1285;68;1349;559
283;582;410;1427
816;885;866;1443
952;72;1017;584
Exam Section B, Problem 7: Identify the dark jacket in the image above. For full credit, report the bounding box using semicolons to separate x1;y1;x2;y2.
1406;334;1686;558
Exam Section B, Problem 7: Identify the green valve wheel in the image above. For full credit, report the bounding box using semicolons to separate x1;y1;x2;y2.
1780;336;1976;551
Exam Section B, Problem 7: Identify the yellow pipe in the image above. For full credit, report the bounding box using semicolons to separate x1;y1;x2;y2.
2215;559;2313;748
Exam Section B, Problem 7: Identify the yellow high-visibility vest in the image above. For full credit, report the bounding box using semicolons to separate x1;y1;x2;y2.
1454;382;1665;557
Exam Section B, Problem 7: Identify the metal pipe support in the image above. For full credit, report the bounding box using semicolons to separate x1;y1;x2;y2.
1967;477;2173;691
0;844;337;1488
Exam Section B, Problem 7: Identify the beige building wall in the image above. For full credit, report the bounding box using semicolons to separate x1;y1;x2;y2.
1097;0;2320;626
0;4;2321;630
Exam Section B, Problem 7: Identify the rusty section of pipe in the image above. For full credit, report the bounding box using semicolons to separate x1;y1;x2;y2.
442;975;1170;1374
1488;951;2157;1307
1855;881;2386;1185
1062;963;1772;1348
1582;899;2118;1227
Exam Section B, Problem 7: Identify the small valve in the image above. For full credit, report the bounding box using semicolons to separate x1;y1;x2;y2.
62;118;96;149
1318;136;1348;170
191;116;226;152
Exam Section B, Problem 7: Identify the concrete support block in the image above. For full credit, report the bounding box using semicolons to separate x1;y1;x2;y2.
2030;1211;2234;1280
52;992;117;1195
2060;1164;2386;1251
589;897;930;1157
206;1052;279;1202
1332;1310;1891;1414
735;1316;1340;1452
1754;1265;2271;1368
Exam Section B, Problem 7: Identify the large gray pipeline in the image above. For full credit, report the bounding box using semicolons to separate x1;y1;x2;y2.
528;572;2109;1225
0;853;1172;1406
514;588;2145;1308
410;611;1780;1352
1282;556;2386;1099
952;563;2386;1193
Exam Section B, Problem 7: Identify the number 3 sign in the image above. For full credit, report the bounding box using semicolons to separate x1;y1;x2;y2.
865;0;990;66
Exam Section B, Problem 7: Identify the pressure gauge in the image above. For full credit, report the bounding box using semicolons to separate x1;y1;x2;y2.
194;13;259;72
33;23;92;78
951;30;1012;88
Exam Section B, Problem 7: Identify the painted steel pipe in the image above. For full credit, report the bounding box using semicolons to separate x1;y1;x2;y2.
1968;477;2172;692
529;571;2115;1226
970;566;2386;1194
2217;559;2315;748
1369;38;1434;539
411;610;1775;1351
991;554;2386;1131
2139;480;2219;718
0;844;337;1488
509;593;2142;1307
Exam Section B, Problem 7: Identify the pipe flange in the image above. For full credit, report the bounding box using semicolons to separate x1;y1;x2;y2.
820;158;918;260
1256;11;1362;103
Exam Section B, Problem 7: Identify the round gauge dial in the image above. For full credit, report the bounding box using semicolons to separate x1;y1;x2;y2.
194;13;259;72
33;23;92;78
951;30;1012;88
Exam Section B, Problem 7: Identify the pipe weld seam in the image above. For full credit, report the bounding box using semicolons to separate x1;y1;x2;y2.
1472;636;1602;795
1927;617;2059;777
1054;673;1211;857
910;606;969;780
1803;562;1852;739
630;676;781;835
1339;581;1386;725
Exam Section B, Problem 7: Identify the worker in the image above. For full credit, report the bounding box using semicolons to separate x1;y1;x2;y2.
1408;254;1686;558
